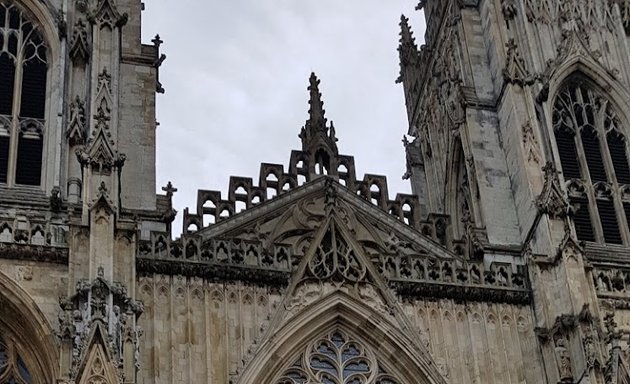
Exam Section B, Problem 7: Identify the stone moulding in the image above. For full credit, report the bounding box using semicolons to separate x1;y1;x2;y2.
135;256;532;304
136;257;290;287
390;279;532;305
0;242;69;264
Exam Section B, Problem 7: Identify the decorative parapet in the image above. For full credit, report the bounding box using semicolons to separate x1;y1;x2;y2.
179;165;483;258
0;242;68;264
136;234;293;287
137;231;530;304
0;214;68;263
594;266;630;297
381;253;530;304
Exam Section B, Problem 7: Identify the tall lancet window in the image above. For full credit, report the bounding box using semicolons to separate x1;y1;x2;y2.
0;2;47;186
552;76;630;244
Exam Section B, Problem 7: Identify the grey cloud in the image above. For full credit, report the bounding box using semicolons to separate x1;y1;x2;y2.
141;1;426;235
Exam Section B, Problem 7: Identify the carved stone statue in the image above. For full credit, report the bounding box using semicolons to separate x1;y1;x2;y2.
554;338;573;382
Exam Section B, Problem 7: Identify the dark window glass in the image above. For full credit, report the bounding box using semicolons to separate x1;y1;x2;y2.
607;132;630;184
0;54;15;115
20;60;46;118
571;196;595;242
0;136;9;183
581;129;607;182
597;199;622;244
556;130;581;179
15;135;42;185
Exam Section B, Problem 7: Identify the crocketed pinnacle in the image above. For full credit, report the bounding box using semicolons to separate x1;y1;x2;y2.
397;14;420;83
299;72;338;155
306;72;327;131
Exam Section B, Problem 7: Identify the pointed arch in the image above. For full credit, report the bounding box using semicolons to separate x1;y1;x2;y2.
236;291;447;384
548;58;630;130
76;325;119;384
0;271;58;384
444;138;473;240
6;0;60;58
551;70;630;244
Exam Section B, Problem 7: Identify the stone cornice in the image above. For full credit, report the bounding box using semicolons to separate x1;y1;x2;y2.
390;279;531;305
0;243;69;264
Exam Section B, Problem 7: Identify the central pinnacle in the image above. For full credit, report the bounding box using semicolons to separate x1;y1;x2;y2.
306;72;327;131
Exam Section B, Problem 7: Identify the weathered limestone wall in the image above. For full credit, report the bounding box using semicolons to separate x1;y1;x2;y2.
0;260;67;331
118;62;157;211
136;274;545;384
403;299;546;384
136;276;283;384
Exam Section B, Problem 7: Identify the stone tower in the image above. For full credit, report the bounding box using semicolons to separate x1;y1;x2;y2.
0;0;165;383
400;0;630;382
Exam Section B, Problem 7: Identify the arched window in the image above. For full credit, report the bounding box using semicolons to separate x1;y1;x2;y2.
274;329;401;384
0;334;34;384
0;2;47;186
552;76;630;244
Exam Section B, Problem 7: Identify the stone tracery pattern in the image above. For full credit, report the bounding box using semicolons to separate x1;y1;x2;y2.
307;224;366;283
552;76;630;244
0;336;33;384
274;329;400;384
0;1;48;186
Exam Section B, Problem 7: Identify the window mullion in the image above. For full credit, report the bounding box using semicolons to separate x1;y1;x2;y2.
575;130;605;242
7;57;22;187
598;108;630;245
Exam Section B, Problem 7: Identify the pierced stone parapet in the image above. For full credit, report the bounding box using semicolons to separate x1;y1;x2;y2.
384;254;530;304
137;233;293;286
0;242;68;264
594;266;630;297
180;153;430;237
0;214;69;263
137;229;529;303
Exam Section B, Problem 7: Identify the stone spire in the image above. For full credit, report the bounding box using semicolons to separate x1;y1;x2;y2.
307;72;326;130
396;14;420;83
299;72;338;155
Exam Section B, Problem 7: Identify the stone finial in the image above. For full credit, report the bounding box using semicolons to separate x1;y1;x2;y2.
151;34;163;48
162;181;177;199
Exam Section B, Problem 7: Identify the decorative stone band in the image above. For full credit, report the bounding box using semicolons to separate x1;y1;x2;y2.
136;258;290;287
137;236;531;304
0;242;68;264
390;280;531;305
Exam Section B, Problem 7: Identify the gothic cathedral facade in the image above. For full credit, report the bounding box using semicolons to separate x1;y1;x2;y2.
2;0;630;383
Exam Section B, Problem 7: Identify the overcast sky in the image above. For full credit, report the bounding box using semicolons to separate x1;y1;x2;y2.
140;1;426;235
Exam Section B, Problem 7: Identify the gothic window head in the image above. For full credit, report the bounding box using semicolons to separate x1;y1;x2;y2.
0;2;47;186
552;75;630;244
274;329;401;384
0;336;33;384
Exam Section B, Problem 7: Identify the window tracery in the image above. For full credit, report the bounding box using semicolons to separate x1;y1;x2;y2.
552;76;630;244
0;336;33;384
274;329;401;384
0;1;47;186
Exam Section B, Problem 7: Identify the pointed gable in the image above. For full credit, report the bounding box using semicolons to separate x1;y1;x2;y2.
139;74;529;305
